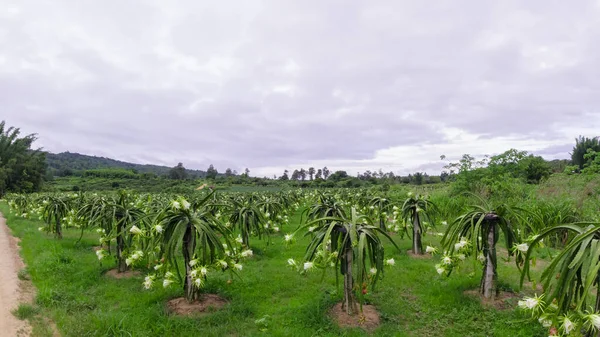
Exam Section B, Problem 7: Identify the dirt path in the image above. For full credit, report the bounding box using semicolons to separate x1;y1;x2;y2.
0;213;31;336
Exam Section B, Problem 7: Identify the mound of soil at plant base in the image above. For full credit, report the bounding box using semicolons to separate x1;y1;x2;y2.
105;269;141;279
167;295;228;316
406;250;433;259
330;303;380;332
463;289;521;310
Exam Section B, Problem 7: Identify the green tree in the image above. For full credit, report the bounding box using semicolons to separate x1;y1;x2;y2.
0;121;46;196
156;193;237;301
299;168;307;181
169;163;187;180
571;136;600;169
225;168;233;177
521;155;552;183
400;193;436;255
315;169;323;180
39;195;72;239
300;207;399;315
323;167;330;180
228;196;266;247
520;222;600;335
441;201;518;299
291;170;300;181
328;170;348;182
206;164;218;179
79;191;147;272
308;167;315;180
279;170;289;181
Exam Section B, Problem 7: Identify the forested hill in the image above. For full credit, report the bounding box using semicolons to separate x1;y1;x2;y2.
46;152;207;177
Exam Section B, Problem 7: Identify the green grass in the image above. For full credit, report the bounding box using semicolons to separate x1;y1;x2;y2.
1;203;546;336
12;303;39;320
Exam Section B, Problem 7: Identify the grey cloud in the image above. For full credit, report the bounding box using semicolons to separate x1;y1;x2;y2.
1;0;599;175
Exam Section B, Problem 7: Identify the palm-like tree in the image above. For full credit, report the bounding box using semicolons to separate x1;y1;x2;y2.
39;195;72;239
303;192;346;224
442;201;517;299
157;192;233;301
400;193;436;255
368;196;392;231
521;222;600;327
302;207;400;315
228;195;266;247
79;191;147;272
571;135;600;169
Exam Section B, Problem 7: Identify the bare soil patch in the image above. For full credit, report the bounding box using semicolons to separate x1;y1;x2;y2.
406;250;433;259
105;269;141;279
167;295;228;316
330;302;380;332
463;289;521;310
0;213;32;336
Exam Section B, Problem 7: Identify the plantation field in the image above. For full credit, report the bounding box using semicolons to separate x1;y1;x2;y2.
0;202;546;337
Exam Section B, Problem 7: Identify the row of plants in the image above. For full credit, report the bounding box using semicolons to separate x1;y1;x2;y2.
4;187;599;336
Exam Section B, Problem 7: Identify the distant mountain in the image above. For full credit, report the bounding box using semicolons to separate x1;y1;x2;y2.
46;152;207;178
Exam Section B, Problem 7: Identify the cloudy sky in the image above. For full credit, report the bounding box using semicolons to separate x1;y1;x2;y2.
2;1;600;177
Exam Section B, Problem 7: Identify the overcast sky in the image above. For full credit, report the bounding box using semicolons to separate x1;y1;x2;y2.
2;1;600;177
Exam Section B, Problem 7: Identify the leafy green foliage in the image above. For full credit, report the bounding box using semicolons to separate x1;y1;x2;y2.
520;222;600;335
0;121;46;196
441;199;518;298
227;195;267;247
153;193;239;301
300;207;400;315
400;193;436;255
169;162;188;180
571;135;600;169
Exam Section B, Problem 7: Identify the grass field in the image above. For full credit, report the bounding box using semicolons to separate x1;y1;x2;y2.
1;202;546;336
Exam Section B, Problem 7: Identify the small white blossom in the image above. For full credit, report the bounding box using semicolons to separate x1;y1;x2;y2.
370;268;377;275
143;275;155;289
442;256;452;265
287;258;297;267
538;315;552;328
426;246;437;254
515;243;529;253
241;249;253;258
154;225;164;233
189;259;198;267
435;264;446;275
129;225;142;235
171;201;181;209
181;200;191;210
385;258;395;266
284;234;294;242
163;279;174;288
96;249;106;260
234;263;243;271
517;295;543;310
586;313;600;330
303;261;314;270
561;316;575;334
200;267;208;276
